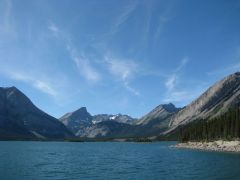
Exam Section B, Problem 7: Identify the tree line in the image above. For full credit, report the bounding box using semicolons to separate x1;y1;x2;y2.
179;108;240;142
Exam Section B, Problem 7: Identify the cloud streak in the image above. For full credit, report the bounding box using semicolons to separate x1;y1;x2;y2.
110;1;137;35
163;56;191;104
73;56;101;82
165;74;177;91
48;22;59;37
6;71;58;97
105;55;140;96
48;22;101;83
165;56;189;91
162;87;207;106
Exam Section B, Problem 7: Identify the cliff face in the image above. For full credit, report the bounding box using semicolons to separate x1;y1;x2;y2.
167;72;240;133
0;87;74;140
60;107;93;135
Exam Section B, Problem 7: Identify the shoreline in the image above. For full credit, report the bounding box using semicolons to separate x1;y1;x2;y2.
174;140;240;152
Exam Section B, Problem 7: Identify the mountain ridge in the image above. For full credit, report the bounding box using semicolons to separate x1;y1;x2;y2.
165;72;240;134
1;72;240;140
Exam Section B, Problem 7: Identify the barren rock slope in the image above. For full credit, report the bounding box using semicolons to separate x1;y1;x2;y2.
168;72;240;132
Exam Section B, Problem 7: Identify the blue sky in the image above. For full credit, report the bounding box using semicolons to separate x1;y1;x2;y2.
0;0;240;118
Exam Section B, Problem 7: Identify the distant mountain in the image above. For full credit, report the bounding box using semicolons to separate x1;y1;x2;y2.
165;72;240;134
63;72;240;139
5;71;239;140
60;107;92;135
136;103;180;125
131;103;181;136
0;87;74;140
79;121;133;138
60;103;182;138
92;114;136;124
59;108;136;137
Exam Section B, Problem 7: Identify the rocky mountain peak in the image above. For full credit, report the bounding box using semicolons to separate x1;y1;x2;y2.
59;107;93;134
0;86;20;96
0;86;37;113
73;107;89;116
160;103;178;113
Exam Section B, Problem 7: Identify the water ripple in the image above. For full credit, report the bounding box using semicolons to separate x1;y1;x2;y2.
0;141;240;180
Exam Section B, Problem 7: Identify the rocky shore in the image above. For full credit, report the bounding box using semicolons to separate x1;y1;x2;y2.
174;140;240;152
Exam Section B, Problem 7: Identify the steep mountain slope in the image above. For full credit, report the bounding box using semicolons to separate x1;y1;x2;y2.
166;72;240;134
131;103;181;136
0;87;74;140
136;103;180;125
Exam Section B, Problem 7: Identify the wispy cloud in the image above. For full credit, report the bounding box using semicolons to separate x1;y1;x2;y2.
67;44;101;82
73;56;101;82
165;74;177;91
105;56;137;81
48;22;59;37
105;55;140;96
7;71;58;97
162;56;209;106
153;3;173;41
48;22;101;83
165;56;189;91
124;81;140;96
163;87;207;106
110;1;137;35
163;56;193;104
176;56;189;72
34;80;57;97
0;14;73;101
154;15;170;40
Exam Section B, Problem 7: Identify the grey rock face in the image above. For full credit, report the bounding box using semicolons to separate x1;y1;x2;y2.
166;72;240;133
128;103;181;136
0;87;74;140
136;103;180;126
60;107;93;134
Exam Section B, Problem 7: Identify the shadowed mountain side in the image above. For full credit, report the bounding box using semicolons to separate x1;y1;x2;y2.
0;87;74;140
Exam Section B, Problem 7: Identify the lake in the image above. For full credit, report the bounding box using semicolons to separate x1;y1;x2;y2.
0;141;240;180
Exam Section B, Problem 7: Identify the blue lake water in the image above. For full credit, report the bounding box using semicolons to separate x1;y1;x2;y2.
0;141;240;180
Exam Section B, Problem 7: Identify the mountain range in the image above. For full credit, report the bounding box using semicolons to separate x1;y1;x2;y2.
0;72;240;140
59;107;136;137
